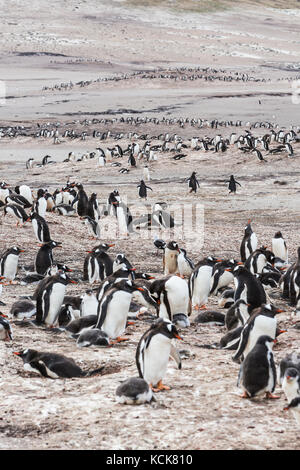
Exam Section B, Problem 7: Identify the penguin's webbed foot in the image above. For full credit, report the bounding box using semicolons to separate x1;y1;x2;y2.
265;392;280;399
150;380;171;392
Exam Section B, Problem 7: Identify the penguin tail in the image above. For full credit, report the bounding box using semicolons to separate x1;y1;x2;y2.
85;366;105;377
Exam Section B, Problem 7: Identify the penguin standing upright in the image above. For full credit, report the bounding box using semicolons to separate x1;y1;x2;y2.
143;165;150;182
282;368;300;405
0;313;13;341
272;231;288;263
76;183;89;217
87;193;100;221
187;171;200;194
137;180;152;200
35;241;62;275
163;241;180;276
177;248;195;278
232;265;267;323
30;212;51;244
0;246;24;283
83;243;114;284
240;220;258;262
136;318;182;392
150;275;190;321
95;280;145;341
232;303;284;363
239;335;278;399
189;256;220;309
15;184;33;205
34;189;47;219
83;216;101;240
36;272;76;327
226;175;241;194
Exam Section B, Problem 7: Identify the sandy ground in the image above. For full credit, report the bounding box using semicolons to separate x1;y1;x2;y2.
1;0;300;452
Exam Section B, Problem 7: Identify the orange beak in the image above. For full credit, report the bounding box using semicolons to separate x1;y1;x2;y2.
137;287;145;291
174;334;183;341
13;352;21;356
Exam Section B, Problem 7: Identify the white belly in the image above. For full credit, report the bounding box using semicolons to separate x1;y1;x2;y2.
143;334;171;387
272;238;288;262
2;254;18;281
162;276;189;316
44;283;66;326
192;266;212;306
101;292;131;339
244;317;276;358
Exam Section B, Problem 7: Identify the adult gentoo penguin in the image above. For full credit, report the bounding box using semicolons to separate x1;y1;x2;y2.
80;290;98;317
95;280;145;342
13;349;104;378
35;240;62;275
177;248;195;277
0;246;24;283
30;212;51;244
232;265;267;323
189;256;220;310
34;189;47;219
116;377;154;405
4;204;30;226
226;175;241;194
240;219;258;262
239;335;278;399
187;171;200;194
83;216;101;239
83;243;114;284
36;272;77;327
137;180;153;200
163;241;180;275
136;318;182;392
150;275;191;321
272;231;288;263
232;303;284;363
75;183;89;217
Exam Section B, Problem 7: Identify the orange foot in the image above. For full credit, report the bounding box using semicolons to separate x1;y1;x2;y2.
239;391;250;399
265;392;280;399
110;336;129;344
199;304;207;310
150;380;171;393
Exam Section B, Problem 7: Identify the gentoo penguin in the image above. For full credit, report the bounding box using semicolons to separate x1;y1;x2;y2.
30;212;51;244
83;216;101;239
116;377;154;405
189;256;220;309
95;280;145;341
76;328;110;348
187;172;200;194
36;272;77;327
150;275;190;321
240;220;258;262
80;290;98;317
65;314;98;337
13;349;104;378
56;303;76;327
10;298;36;319
5;193;32;209
210;259;242;296
279;352;300;386
0;246;24;282
288;247;300;307
87;193;101;221
137;180;152;200
226;175;241;194
232;265;267;323
239;335;278;399
282;368;300;405
0;313;12;341
194;310;225;326
177;248;195;277
244;247;275;275
54;204;77;217
34;189;47;219
163;241;180;275
232;304;284;363
4;204;30;226
283;397;300;425
96;148;106;167
83;243;114;284
113;253;134;274
136;318;182;392
35;240;62;275
225;299;250;331
272;231;288;263
75;183;89;217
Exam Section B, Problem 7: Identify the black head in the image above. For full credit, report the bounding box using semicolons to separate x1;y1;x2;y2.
274;231;283;239
255;335;275;347
244;219;253;235
13;348;38;362
42;241;62;250
151;318;183;341
166;241;179;252
8;246;25;256
284;368;300;381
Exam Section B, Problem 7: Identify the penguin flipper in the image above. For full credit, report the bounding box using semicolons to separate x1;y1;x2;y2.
170;344;182;370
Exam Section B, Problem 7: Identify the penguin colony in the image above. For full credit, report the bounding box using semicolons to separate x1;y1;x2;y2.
1;125;300;444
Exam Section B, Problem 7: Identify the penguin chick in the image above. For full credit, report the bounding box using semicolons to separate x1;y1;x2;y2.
282;368;300;405
116;377;155;405
76;328;110;348
0;313;12;341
